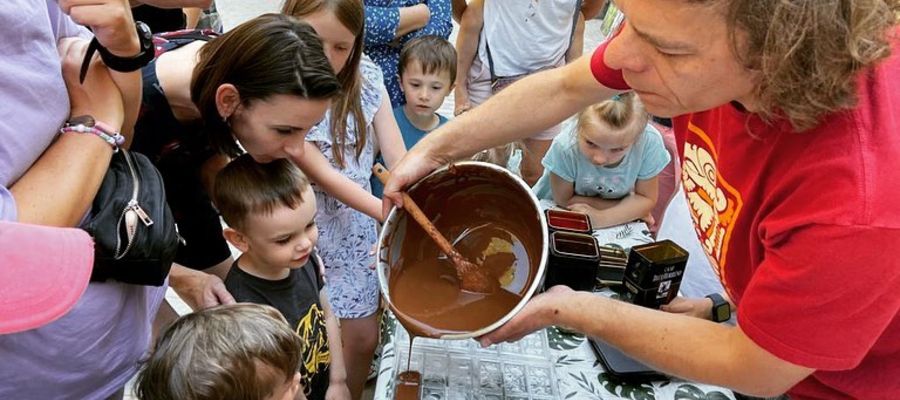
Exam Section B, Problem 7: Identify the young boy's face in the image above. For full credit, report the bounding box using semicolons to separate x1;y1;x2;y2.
240;186;319;270
400;60;453;118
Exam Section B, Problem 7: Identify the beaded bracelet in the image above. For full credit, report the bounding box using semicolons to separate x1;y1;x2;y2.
60;116;125;151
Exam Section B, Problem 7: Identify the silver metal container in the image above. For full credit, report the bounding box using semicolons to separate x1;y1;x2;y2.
377;161;548;339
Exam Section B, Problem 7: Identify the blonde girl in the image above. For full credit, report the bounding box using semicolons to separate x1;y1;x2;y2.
533;93;670;229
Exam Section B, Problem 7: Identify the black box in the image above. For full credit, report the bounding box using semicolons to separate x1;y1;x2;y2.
545;209;592;234
544;231;600;291
622;240;688;309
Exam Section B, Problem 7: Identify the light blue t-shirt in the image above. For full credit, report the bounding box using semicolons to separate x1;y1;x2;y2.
370;107;448;197
533;122;671;201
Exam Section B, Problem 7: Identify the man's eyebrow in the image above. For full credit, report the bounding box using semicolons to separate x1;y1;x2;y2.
631;24;696;51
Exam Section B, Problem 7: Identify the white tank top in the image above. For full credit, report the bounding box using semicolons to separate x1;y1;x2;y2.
478;0;581;77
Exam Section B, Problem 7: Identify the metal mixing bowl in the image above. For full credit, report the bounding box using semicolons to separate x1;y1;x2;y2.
377;161;548;340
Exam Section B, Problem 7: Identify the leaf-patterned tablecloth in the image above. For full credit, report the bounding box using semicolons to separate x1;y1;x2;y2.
374;312;735;400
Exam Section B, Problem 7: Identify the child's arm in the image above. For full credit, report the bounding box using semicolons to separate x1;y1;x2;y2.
364;4;430;47
568;175;659;228
549;172;577;208
291;143;384;222
566;0;606;63
372;90;407;168
566;11;586;62
451;0;467;23
453;0;484;115
321;290;351;400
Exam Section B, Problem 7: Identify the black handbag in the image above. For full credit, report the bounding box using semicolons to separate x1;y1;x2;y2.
81;149;179;286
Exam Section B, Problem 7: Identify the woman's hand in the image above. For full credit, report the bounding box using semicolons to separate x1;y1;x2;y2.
60;0;139;57
59;38;126;129
168;264;236;310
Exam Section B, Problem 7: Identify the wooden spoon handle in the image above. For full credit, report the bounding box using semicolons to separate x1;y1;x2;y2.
373;163;458;257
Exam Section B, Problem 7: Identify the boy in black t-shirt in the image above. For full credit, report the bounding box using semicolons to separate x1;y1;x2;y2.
212;155;350;400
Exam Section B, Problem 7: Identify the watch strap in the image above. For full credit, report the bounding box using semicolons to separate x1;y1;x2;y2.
705;293;731;323
78;22;153;84
78;38;101;84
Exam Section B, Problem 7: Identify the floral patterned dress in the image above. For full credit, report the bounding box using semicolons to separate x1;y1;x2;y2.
306;56;384;319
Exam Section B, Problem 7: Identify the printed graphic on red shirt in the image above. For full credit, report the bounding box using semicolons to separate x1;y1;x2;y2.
680;122;743;286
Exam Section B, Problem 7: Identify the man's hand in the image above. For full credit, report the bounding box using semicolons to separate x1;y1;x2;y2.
660;296;714;320
478;285;575;347
169;264;236;310
381;141;452;218
60;0;139;57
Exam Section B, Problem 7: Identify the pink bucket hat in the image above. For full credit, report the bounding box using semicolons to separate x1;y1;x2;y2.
0;222;94;334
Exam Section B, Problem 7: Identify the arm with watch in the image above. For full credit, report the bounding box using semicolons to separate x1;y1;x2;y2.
61;0;155;147
10;1;153;226
660;293;734;323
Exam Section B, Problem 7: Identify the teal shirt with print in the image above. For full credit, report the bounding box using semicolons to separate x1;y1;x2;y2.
532;122;671;201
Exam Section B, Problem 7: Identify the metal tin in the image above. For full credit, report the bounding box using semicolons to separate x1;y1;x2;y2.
623;240;689;309
545;209;592;234
377;162;548;340
544;231;600;291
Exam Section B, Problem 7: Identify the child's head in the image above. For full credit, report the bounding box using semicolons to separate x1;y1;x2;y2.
575;93;650;167
192;13;340;160
213;154;318;270
135;303;304;400
282;0;367;169
398;35;457;117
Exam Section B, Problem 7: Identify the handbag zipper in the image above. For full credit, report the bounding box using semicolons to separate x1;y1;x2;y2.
114;150;154;260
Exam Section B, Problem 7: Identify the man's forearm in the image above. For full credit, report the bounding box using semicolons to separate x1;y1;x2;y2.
424;56;614;162
555;292;811;396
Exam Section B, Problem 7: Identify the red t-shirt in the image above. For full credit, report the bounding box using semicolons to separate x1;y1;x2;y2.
591;35;900;399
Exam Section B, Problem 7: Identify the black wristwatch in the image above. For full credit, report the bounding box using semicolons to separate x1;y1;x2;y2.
79;21;154;83
706;293;731;323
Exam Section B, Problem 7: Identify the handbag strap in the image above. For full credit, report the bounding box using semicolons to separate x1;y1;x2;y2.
485;0;583;82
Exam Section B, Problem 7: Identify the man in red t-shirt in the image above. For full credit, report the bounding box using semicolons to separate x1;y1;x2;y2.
383;0;900;398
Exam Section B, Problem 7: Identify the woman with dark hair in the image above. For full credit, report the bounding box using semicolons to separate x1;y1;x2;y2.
281;0;407;396
129;13;341;311
386;0;900;398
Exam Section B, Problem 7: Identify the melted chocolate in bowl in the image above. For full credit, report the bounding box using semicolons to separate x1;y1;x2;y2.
379;163;546;339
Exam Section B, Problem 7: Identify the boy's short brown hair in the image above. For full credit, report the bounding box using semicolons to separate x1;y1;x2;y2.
134;303;303;400
399;35;457;83
213;154;311;230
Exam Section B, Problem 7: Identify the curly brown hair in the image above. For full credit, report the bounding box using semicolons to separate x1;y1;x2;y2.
697;0;899;131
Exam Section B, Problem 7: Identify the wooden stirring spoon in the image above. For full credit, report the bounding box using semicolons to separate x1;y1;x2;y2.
373;163;498;294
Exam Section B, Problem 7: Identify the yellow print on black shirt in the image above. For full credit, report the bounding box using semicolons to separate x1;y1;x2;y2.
296;302;330;395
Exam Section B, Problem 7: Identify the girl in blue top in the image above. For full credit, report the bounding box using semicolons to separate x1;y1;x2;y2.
533;93;671;229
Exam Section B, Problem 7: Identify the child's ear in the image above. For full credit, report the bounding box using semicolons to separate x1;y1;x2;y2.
223;227;250;253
